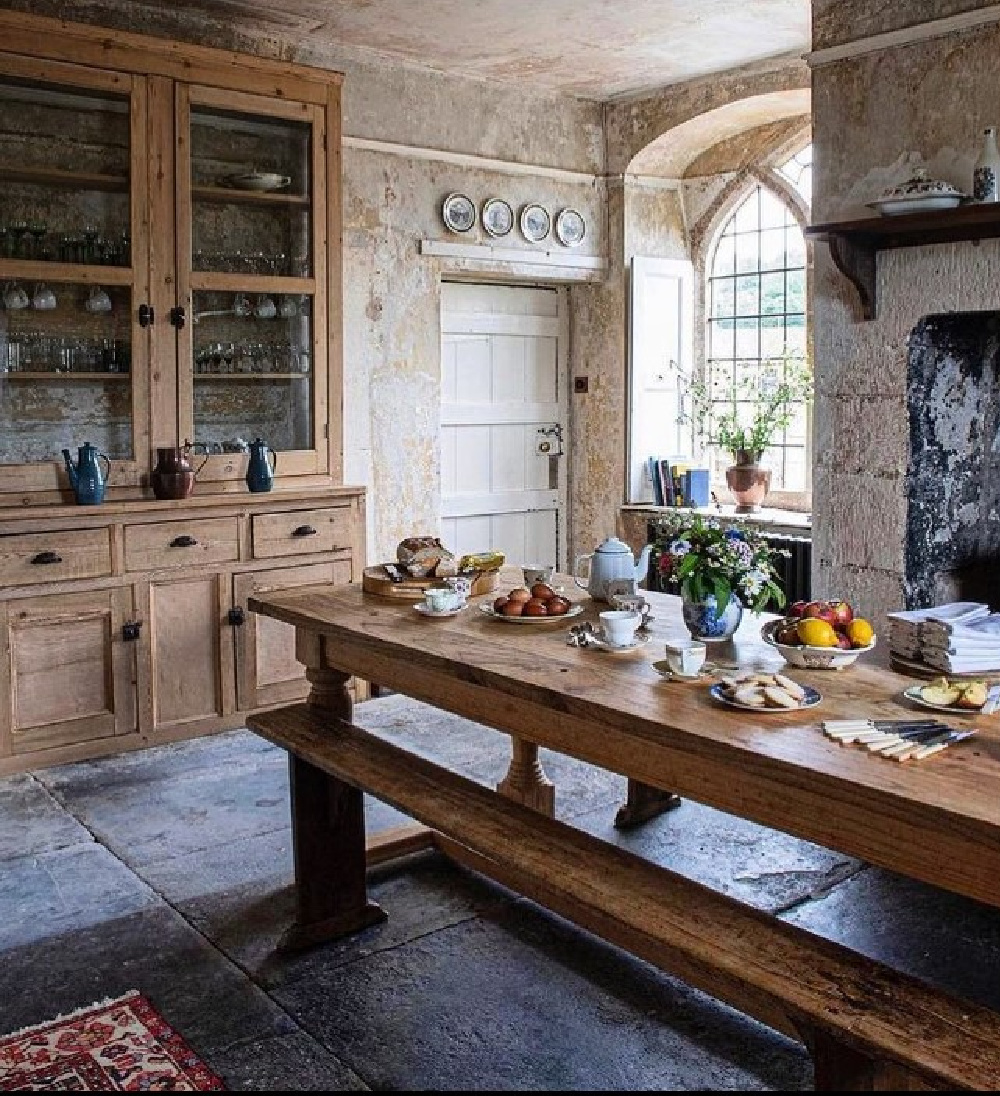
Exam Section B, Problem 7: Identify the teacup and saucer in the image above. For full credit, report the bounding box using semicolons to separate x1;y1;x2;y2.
660;640;708;678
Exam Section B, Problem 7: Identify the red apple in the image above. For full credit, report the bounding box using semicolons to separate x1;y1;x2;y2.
829;600;854;626
787;600;809;618
803;600;837;625
835;632;852;650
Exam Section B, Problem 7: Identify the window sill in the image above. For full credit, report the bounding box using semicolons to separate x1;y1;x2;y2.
621;502;811;535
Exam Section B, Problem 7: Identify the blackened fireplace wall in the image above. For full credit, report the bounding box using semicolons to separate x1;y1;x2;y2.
905;311;1000;609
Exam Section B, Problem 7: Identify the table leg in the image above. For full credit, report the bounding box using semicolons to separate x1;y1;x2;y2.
497;737;555;817
279;640;387;952
614;779;682;829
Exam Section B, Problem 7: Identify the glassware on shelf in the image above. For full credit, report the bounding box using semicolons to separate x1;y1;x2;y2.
254;294;276;320
7;221;27;259
31;283;57;310
28;222;47;260
232;293;252;318
3;281;29;310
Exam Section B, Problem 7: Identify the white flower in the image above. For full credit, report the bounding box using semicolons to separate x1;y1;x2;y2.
670;538;691;557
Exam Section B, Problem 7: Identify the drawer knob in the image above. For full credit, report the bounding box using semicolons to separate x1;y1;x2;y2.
228;607;246;627
170;535;199;548
122;621;142;642
292;525;318;538
30;550;62;565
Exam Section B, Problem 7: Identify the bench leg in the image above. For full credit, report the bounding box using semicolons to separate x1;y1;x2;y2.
497;737;555;817
614;779;682;829
278;640;387;952
810;1029;934;1090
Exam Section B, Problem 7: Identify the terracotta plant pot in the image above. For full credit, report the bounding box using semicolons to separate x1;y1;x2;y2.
725;463;771;513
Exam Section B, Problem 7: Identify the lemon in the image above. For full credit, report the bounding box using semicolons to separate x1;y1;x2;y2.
846;618;874;647
797;618;839;648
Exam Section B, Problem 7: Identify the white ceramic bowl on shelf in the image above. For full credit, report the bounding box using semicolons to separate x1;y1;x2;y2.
760;620;877;670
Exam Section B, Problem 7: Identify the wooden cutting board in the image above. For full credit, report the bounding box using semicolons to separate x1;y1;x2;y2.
362;565;499;600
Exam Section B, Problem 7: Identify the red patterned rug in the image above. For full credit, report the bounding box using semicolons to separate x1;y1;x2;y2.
0;990;225;1091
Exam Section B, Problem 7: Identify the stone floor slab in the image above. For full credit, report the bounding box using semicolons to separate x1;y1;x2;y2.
0;773;92;859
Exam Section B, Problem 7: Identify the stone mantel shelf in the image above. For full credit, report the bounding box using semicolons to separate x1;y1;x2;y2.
806;203;1000;320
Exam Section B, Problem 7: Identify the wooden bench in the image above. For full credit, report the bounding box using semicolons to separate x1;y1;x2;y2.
248;702;1000;1091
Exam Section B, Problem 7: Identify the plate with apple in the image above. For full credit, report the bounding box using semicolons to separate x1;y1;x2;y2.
761;598;877;669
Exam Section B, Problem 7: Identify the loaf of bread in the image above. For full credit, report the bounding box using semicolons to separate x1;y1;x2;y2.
396;536;456;578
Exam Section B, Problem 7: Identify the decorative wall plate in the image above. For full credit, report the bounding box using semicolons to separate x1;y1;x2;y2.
520;203;551;242
555;208;586;247
482;197;514;238
442;192;476;233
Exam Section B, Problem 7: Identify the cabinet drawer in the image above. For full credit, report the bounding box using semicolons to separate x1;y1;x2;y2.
251;507;353;560
0;528;112;587
125;517;240;572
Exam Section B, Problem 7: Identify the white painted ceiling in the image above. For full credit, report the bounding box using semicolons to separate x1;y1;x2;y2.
193;0;812;100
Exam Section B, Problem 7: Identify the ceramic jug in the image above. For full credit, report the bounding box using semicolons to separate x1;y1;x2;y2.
245;438;276;493
150;443;210;501
62;442;110;505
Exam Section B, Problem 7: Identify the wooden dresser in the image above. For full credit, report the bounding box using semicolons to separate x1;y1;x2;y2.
0;15;363;774
0;489;365;775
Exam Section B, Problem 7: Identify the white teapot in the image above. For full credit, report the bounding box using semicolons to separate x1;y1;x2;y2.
574;536;652;601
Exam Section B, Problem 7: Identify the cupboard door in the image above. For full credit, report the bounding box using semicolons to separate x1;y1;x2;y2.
175;84;329;484
139;572;236;737
234;561;349;711
0;53;151;496
0;587;137;757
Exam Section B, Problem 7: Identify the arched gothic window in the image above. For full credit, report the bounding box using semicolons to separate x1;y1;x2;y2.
704;180;809;493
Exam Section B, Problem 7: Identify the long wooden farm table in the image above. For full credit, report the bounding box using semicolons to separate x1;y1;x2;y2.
246;574;1000;1089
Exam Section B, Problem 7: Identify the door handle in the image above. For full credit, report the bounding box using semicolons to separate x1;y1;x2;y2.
122;621;142;642
228;607;246;627
169;305;186;329
138;303;155;327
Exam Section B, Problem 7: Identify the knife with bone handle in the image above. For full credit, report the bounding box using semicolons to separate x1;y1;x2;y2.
864;724;957;751
890;729;977;762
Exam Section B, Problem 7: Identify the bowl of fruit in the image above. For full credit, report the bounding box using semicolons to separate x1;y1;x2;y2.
761;599;876;669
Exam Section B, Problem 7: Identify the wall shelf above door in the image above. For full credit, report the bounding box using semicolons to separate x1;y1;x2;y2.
806;203;1000;319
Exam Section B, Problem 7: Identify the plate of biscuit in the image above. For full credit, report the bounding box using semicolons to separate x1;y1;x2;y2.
711;672;820;712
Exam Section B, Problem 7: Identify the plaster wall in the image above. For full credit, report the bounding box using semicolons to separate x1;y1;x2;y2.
811;8;1000;630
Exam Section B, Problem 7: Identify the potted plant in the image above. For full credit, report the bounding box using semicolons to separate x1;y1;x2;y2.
677;355;812;512
650;512;788;642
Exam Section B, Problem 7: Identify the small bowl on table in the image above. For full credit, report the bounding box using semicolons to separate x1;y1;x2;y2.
760;620;877;670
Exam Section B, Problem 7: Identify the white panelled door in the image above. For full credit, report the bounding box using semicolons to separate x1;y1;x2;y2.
440;283;568;569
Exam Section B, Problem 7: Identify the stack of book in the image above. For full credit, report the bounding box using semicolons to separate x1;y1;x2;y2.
647;456;709;508
887;602;1000;672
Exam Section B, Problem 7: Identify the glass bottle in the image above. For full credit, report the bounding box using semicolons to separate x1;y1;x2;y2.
973;127;1000;202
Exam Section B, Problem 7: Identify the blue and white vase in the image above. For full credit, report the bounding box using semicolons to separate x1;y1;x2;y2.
681;592;743;642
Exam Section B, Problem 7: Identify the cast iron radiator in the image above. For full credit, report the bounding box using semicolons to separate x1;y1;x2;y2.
760;533;813;606
644;522;812;608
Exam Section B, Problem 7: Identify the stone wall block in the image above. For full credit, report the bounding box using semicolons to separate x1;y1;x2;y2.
826;471;906;572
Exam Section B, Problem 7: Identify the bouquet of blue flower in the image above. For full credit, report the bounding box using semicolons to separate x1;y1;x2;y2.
650;512;787;613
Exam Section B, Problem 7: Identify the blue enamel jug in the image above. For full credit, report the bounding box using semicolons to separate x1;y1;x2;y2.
62;442;110;505
245;438;276;493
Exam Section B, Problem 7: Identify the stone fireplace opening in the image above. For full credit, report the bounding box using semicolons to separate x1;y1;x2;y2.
905;311;1000;610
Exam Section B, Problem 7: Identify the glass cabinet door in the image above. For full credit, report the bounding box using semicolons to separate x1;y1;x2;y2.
0;57;147;494
177;86;327;482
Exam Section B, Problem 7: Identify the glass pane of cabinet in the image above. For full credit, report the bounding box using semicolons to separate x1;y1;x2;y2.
190;105;312;279
191;289;313;454
182;91;324;474
0;281;134;463
0;76;131;269
0;70;138;479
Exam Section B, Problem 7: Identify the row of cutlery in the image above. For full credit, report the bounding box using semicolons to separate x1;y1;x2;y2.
822;719;976;762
